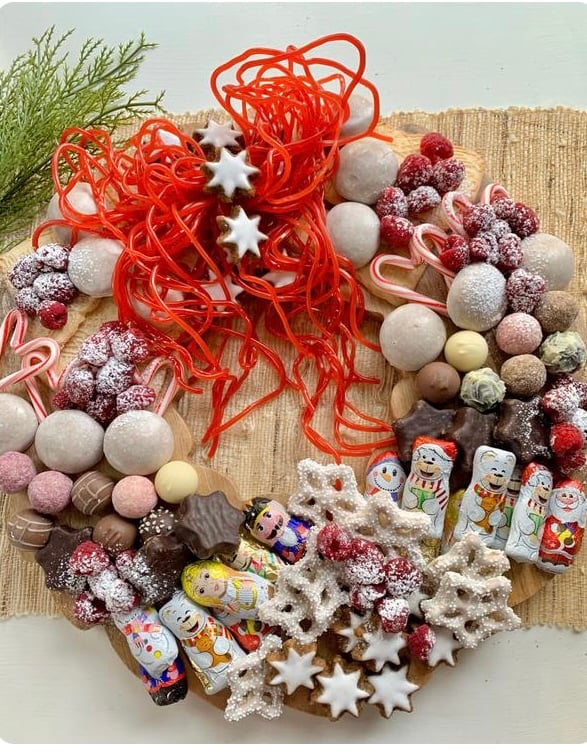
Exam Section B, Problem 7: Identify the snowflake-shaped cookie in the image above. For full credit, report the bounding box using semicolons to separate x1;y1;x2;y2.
267;640;325;695
203;148;259;199
217;206;268;261
312;659;373;720
367;665;419;719
195;119;242;150
426;532;510;589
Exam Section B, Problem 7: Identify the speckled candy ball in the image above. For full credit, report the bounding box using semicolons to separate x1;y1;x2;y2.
533;290;579;334
326;202;380;268
495;313;543;355
379;303;447;372
35;410;104;474
0;394;38;454
67;235;124;297
521;233;575;290
446;263;508;332
500;355;547;397
103;410;174;475
28;470;73;515
112;475;158;519
0;451;37;493
154;460;200;504
444;331;489;372
334;137;399;204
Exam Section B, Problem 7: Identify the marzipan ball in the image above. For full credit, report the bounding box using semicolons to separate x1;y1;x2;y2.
0;394;38;454
112;475;158;519
34;410;104;474
495;313;543;355
7;508;54;550
154;461;200;504
326;202;380;268
28;470;73;515
103;410;174;475
415;362;461;404
334;137;399;204
444;331;489;372
93;513;138;556
500;355;547;397
0;451;36;493
379;303;447;372
72;471;114;516
533;290;579;334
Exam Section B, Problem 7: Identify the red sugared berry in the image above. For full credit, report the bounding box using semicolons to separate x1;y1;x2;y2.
33;272;77;304
8;255;45;289
97;321;127;342
95;358;135;396
558;449;586;475
73;591;110;625
491;197;516;222
491;219;512;241
439;235;470;272
14;287;41;316
429;158;465;194
420;132;454;163
407;186;441;215
380;215;414;247
69;541;110;576
51;389;76;411
317;523;353;561
375;595;410;633
38;300;68;330
382;557;422;598
407;624;436;663
375;186;408;219
506;269;545;313
85;394;117;425
63;367;96;406
110;328;150;365
116;385;157;414
78;331;112;367
462;204;496;237
350;582;387;613
508;202;539;238
550;423;584;456
469;232;499;265
541;383;582;423
345;550;385;586
497;233;523;272
114;549;137;578
396;154;433;193
34;243;70;271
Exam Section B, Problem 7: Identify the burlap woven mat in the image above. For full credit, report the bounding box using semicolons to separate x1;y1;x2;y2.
0;107;586;629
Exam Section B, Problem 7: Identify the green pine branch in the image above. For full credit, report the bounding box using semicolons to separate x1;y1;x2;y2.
0;27;165;249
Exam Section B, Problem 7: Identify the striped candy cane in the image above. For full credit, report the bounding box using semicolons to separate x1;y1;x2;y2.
369;253;449;316
479;183;511;205
440;191;474;235
139;357;180;416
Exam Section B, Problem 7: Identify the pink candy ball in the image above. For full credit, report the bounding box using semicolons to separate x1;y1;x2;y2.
0;451;37;493
495;313;543;355
112;475;158;519
28;470;73;514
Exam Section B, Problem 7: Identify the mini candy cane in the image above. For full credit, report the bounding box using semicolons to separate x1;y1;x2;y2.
440;191;473;235
479;183;510;205
409;223;455;287
369;254;449;316
139;356;180;416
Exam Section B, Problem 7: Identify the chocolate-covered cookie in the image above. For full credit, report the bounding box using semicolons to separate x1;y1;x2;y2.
175;491;244;559
494;397;551;466
120;533;189;605
393;400;455;462
35;524;92;592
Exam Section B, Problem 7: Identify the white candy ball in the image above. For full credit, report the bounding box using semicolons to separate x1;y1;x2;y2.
131;285;185;330
68;235;124;297
340;93;375;139
334;137;399;204
0;394;38;454
326;202;380;267
447;263;508;332
103;410;175;475
35;410;104;474
521;232;575;290
46;183;98;245
379;303;447;372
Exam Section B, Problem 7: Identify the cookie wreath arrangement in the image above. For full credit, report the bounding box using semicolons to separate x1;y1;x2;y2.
1;33;586;723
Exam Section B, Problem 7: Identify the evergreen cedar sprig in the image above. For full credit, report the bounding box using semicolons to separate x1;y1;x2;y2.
0;27;165;249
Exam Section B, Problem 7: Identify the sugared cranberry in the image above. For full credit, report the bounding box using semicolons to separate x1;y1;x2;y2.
497;234;523;272
407;624;436;663
550;423;584;457
51;389;76;411
95;358;134;396
85;394;117;425
110;328;150;365
350;582;387;613
429;158;465;194
69;541;110;576
14;287;41;316
116;385;157;414
375;595;410;633
375;186;408;219
469;232;499;265
395;154;433;193
439;235;470;272
78;332;112;367
380;215;414;247
34;243;70;271
73;592;110;625
407;186;441;215
506;268;545;313
383;557;422;598
38;300;68;330
462;204;496;237
63;367;96;405
33;272;77;304
420;132;454;163
508;202;539;238
491;196;516;222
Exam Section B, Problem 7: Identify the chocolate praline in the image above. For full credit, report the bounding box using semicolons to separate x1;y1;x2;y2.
93;513;138;555
415;362;461;404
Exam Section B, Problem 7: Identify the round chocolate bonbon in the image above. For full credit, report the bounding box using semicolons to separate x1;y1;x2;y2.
7;508;54;550
154;461;200;504
334;137;399;204
92;513;138;556
379;303;447;372
67;235;124;297
0;394;38;454
444;331;489;372
414;362;461;404
326;202;380;268
500;355;547;397
34;409;104;474
495;313;543;356
533;290;579;334
460;367;506;412
71;471;115;516
103;410;174;475
521;232;575;291
539;331;587;374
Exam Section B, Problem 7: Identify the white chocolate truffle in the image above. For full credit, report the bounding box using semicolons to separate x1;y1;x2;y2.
521;233;575;290
334;137;399;204
340;93;375;139
103;410;174;475
379;303;447;372
446;263;507;332
326;202;380;267
154;460;200;504
0;394;38;454
67;235;124;297
46;182;98;245
444;331;489;372
35;410;104;474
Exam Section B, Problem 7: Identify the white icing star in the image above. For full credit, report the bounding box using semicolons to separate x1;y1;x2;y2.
204;148;259;198
427;625;462;667
269;647;323;695
335;610;367;652
219;207;268;260
407;587;431;619
263;270;297;288
368;665;419;718
201;274;244;308
195;119;242;149
316;663;370;719
359;628;406;671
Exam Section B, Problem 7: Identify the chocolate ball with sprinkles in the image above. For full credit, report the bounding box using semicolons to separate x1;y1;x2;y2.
138;505;178;542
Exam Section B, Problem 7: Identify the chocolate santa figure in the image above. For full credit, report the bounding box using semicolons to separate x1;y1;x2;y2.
365;449;406;502
537;479;587;573
243;497;311;563
505;462;552;564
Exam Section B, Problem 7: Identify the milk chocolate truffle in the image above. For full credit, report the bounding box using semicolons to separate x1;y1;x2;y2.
444;330;489;372
103;410;174;475
93;513;138;555
500;354;547;397
34;410;104;474
0;394;38;454
521;232;575;290
7;508;54;550
71;471;114;516
415;362;461;404
533;290;579;334
446;263;507;332
380;303;447;372
154;460;199;504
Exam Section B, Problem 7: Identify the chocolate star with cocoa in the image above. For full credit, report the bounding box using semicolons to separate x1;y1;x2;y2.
393;400;456;462
174;490;245;559
121;533;189;606
445;407;497;489
493;397;551;466
35;525;93;593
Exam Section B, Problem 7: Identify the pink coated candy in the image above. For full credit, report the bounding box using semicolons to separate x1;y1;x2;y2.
0;451;37;493
495;313;543;355
28;470;73;514
112;475;158;519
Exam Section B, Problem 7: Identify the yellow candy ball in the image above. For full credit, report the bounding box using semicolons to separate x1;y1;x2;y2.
444;330;489;372
154;460;199;504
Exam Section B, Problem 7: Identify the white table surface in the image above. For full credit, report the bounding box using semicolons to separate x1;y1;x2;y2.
1;2;586;745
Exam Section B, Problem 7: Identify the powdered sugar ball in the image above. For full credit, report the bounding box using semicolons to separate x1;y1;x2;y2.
334;137;399;204
112;475;158;519
46;183;98;245
340;93;375;139
379;303;447;372
326;202;380;267
0;394;38;454
28;470;73;514
496;313;543;355
35;410;104;473
103;410;174;475
0;451;37;493
67;235;124;297
131;285;185;330
447;263;507;332
521;233;575;291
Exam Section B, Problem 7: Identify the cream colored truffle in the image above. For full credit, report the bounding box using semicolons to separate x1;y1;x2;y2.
326;202;380;267
0;394;38;454
379;303;447;372
68;235;124;297
446;263;507;332
154;460;200;504
444;331;489;372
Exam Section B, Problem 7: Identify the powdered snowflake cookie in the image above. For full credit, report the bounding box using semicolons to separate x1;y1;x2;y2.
194;119;242;152
311;657;374;721
425;626;463;667
266;639;326;695
367;665;419;719
331;607;371;653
